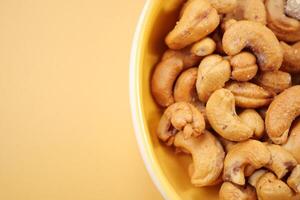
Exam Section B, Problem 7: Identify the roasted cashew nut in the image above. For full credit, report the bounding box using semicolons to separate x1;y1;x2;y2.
266;85;300;144
174;130;225;186
219;182;257;200
248;169;268;188
254;172;294;200
165;0;220;50
223;140;271;185
255;70;292;94
225;81;274;108
206;89;254;141
288;165;300;193
239;109;265;139
282;119;300;163
190;37;216;57
208;0;237;14
230;52;258;82
265;0;300;42
196;55;231;102
225;0;267;25
151;49;201;107
222;20;283;71
174;67;198;103
280;41;300;73
265;144;297;179
157;102;205;145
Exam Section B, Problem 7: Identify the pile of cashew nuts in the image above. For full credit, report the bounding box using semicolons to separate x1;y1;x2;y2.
151;0;300;199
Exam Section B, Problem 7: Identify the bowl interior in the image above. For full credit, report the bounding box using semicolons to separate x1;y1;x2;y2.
136;0;220;199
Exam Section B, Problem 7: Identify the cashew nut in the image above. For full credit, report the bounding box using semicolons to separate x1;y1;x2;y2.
218;136;237;152
248;169;268;188
225;0;267;25
282;119;300;163
223;139;271;185
219;182;257;200
280;41;300;73
230;52;258;82
206;89;254;141
286;0;300;20
222;20;283;71
265;144;297;179
239;109;265;139
266;85;300;144
255;70;292;94
190;37;216;57
265;0;300;42
165;0;220;50
157;102;205;145
225;81;274;108
288;165;300;193
151;49;201;107
196;55;231;102
174;130;225;186
255;172;294;200
174;67;198;103
208;0;237;14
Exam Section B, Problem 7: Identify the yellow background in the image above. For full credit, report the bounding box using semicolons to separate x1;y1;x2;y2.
0;0;162;199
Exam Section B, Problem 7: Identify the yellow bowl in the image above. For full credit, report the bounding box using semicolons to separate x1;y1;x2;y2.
130;0;219;199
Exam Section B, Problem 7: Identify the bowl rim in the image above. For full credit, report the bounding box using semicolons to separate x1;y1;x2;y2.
129;1;181;200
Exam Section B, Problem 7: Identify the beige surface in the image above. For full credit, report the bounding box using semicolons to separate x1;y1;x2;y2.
0;0;162;199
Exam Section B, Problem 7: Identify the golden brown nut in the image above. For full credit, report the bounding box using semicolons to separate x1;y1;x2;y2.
151;49;201;107
209;0;237;14
225;81;274;108
265;144;297;179
265;0;300;42
255;172;294;200
282;119;300;163
266;85;300;144
206;89;253;141
230;52;258;82
165;0;220;50
174;68;198;103
157;102;205;145
196;55;231;103
280;41;300;73
222;19;238;31
191;37;216;57
255;70;292;94
288;165;300;193
239;109;265;139
219;182;257;200
174;130;225;187
222;20;283;71
223;139;271;185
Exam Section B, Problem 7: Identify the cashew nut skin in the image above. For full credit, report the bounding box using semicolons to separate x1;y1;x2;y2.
265;0;300;42
282;119;300;163
225;0;267;25
208;0;237;14
191;37;216;57
223;139;271;185
288;165;300;193
266;85;300;144
165;0;220;50
206;89;254;141
196;55;231;103
280;41;300;73
222;20;283;71
151;49;201;107
239;109;265;139
265;144;297;179
255;70;292;94
174;130;225;187
157;102;205;145
219;182;257;200
255;172;294;200
225;81;274;108
230;52;258;82
174;68;198;103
